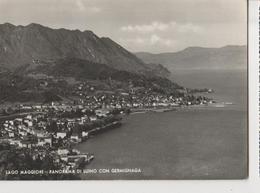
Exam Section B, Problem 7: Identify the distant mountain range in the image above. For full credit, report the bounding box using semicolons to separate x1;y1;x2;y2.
0;23;169;77
135;45;247;71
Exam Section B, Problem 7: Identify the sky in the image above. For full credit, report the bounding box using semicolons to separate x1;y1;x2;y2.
0;0;247;53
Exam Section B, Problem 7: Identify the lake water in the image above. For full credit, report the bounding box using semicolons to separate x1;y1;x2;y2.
77;69;247;180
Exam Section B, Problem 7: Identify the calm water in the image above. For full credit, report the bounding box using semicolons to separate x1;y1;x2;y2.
77;69;247;180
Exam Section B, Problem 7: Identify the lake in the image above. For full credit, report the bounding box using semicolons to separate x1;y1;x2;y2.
77;69;247;180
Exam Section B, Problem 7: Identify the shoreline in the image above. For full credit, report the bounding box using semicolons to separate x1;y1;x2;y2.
75;101;234;171
75;100;246;180
0;100;234;178
129;102;232;115
0;102;232;121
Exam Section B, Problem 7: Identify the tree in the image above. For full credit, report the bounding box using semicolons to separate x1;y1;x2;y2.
46;121;58;133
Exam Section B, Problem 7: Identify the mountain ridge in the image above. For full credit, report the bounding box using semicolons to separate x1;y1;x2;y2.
0;23;153;74
135;45;247;71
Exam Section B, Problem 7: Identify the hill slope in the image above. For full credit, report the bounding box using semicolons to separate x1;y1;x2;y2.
0;58;182;103
0;23;149;74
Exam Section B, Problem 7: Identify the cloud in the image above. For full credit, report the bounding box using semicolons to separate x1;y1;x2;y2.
120;34;174;47
89;6;102;13
118;21;203;52
120;21;203;34
177;23;203;33
121;21;173;33
149;34;174;46
75;0;101;13
150;34;160;44
120;37;145;44
0;0;246;53
150;34;173;46
76;0;85;11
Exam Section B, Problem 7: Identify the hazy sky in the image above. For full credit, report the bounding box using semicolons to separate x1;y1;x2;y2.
0;0;247;53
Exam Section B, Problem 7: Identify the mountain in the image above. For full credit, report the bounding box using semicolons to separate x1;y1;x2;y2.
0;23;152;74
31;57;178;88
135;45;247;71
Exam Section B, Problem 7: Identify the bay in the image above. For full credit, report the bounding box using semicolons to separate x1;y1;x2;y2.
77;69;247;179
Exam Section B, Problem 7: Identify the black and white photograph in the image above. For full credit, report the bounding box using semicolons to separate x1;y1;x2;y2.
0;0;247;180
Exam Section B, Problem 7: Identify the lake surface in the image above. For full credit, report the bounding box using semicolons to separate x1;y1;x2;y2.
77;69;247;180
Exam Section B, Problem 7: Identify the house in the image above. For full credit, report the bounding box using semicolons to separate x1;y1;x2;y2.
21;105;32;110
34;105;42;110
115;104;122;108
8;121;14;126
37;136;52;147
43;136;52;146
26;115;33;120
82;131;89;138
24;119;33;127
18;130;27;136
80;116;89;124
57;148;70;156
70;133;82;143
8;132;15;138
60;155;69;162
56;131;67;139
9;139;22;146
14;118;23;125
89;116;98;121
67;119;76;127
120;92;129;96
19;140;37;148
95;109;110;117
32;129;46;138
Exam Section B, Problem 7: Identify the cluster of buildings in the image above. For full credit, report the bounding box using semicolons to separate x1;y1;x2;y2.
71;81;214;110
0;103;122;171
0;78;214;173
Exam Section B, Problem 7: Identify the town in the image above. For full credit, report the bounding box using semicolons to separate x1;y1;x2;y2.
0;77;214;179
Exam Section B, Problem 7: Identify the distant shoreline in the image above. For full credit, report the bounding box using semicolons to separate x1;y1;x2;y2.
129;102;232;115
0;102;232;121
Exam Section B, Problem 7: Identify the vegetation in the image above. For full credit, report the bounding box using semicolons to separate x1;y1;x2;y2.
0;144;79;180
0;58;183;103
